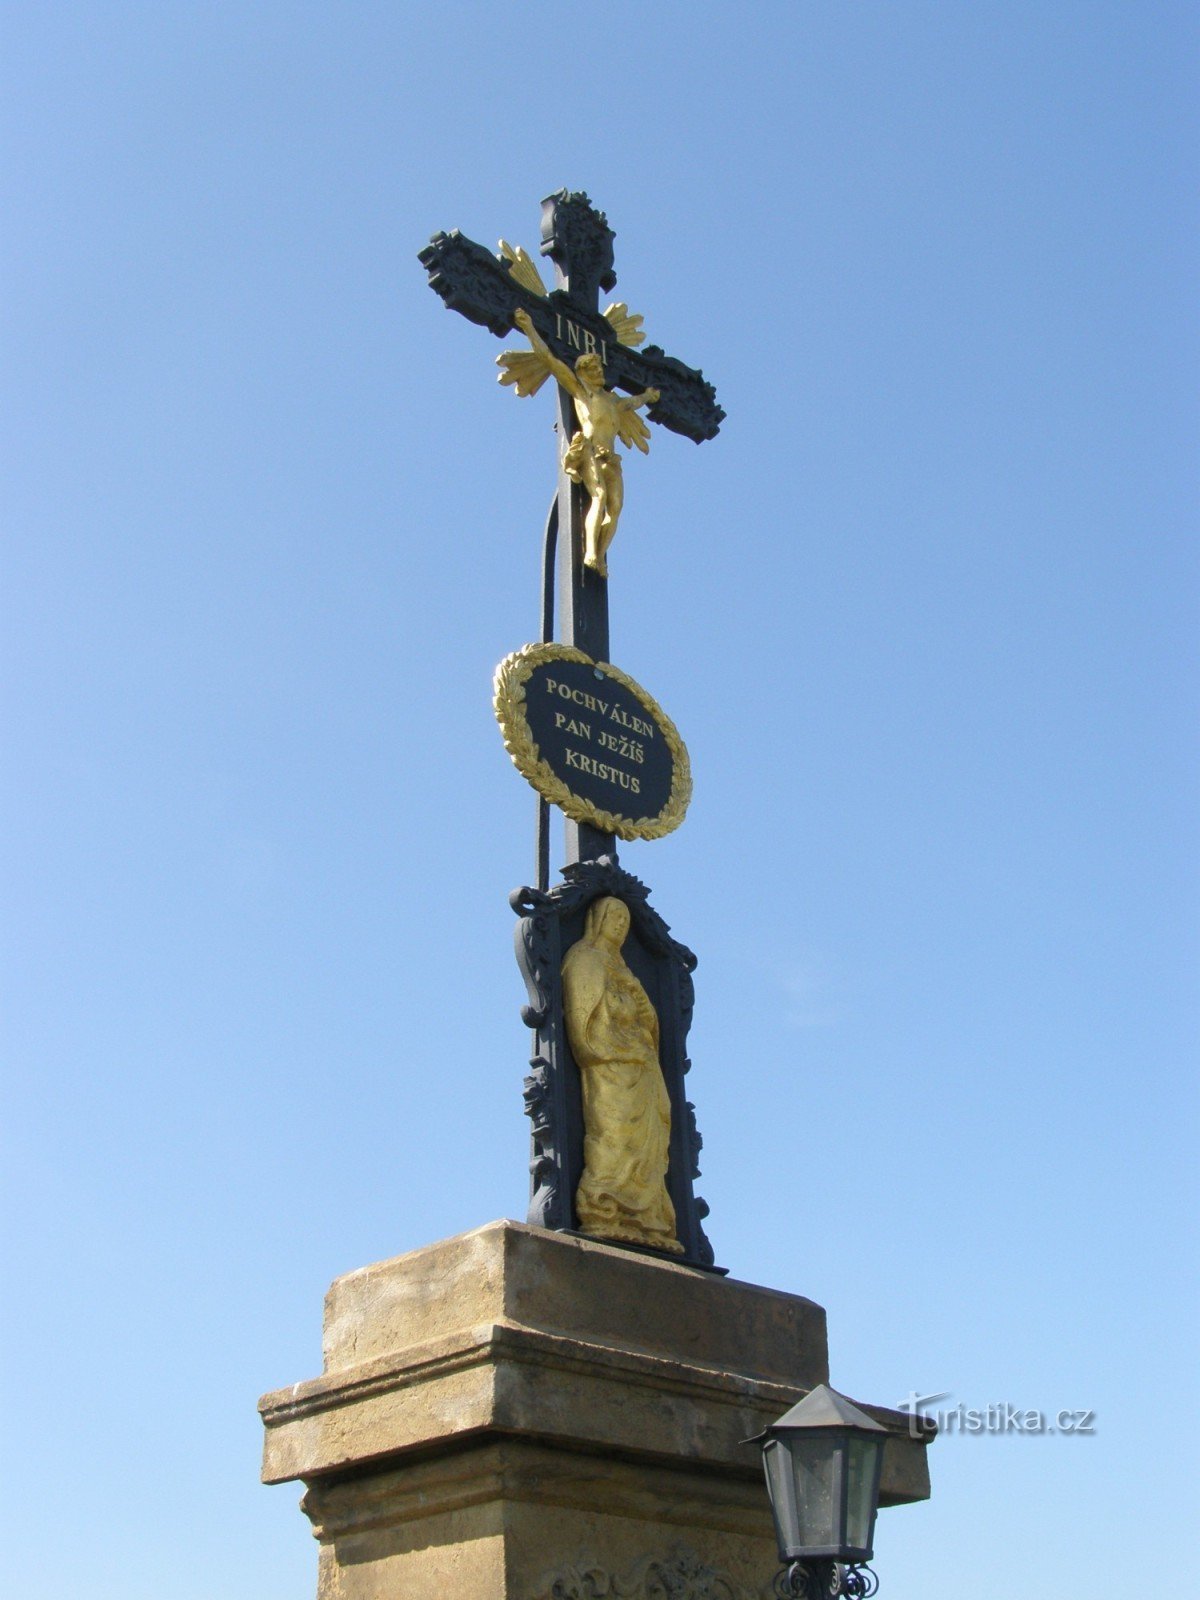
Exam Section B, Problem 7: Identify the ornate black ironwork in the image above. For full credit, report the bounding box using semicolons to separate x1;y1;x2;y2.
540;188;617;304
511;857;718;1271
418;199;724;443
773;1563;879;1599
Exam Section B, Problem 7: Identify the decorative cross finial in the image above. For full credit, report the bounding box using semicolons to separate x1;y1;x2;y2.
540;190;617;306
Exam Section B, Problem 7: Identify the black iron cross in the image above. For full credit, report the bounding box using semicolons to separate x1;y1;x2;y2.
419;190;723;876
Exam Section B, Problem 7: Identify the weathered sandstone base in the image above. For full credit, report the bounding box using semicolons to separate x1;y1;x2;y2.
259;1220;930;1599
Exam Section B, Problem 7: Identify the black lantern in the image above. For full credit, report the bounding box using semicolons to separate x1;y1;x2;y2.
747;1383;888;1599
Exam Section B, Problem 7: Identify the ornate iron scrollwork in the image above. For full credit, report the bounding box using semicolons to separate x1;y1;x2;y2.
773;1563;879;1599
511;858;717;1270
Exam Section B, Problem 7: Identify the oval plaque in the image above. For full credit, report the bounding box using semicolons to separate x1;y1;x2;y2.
493;643;692;841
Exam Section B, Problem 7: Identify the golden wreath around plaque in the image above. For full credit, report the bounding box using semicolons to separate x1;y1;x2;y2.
493;643;692;841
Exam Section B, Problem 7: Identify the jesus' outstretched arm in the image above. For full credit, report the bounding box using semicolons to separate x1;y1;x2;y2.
621;387;660;413
512;308;580;397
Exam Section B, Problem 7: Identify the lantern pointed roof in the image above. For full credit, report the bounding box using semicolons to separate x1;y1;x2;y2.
768;1383;888;1433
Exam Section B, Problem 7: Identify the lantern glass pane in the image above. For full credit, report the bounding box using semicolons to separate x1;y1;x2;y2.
787;1434;836;1549
763;1438;797;1551
844;1436;883;1553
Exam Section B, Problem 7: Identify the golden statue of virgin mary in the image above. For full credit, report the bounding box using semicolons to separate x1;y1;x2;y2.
561;896;682;1254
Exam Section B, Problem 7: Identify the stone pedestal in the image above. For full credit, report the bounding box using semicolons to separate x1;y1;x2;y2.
260;1220;931;1599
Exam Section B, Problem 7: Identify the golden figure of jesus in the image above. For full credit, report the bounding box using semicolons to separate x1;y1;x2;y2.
502;308;659;577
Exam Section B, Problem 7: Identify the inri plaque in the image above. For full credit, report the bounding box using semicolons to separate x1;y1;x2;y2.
493;643;691;841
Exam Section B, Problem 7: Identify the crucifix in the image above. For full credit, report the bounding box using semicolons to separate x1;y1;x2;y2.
419;190;723;884
419;192;723;1271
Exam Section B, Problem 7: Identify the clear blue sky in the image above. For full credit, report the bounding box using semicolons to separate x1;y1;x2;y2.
2;5;1196;1597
